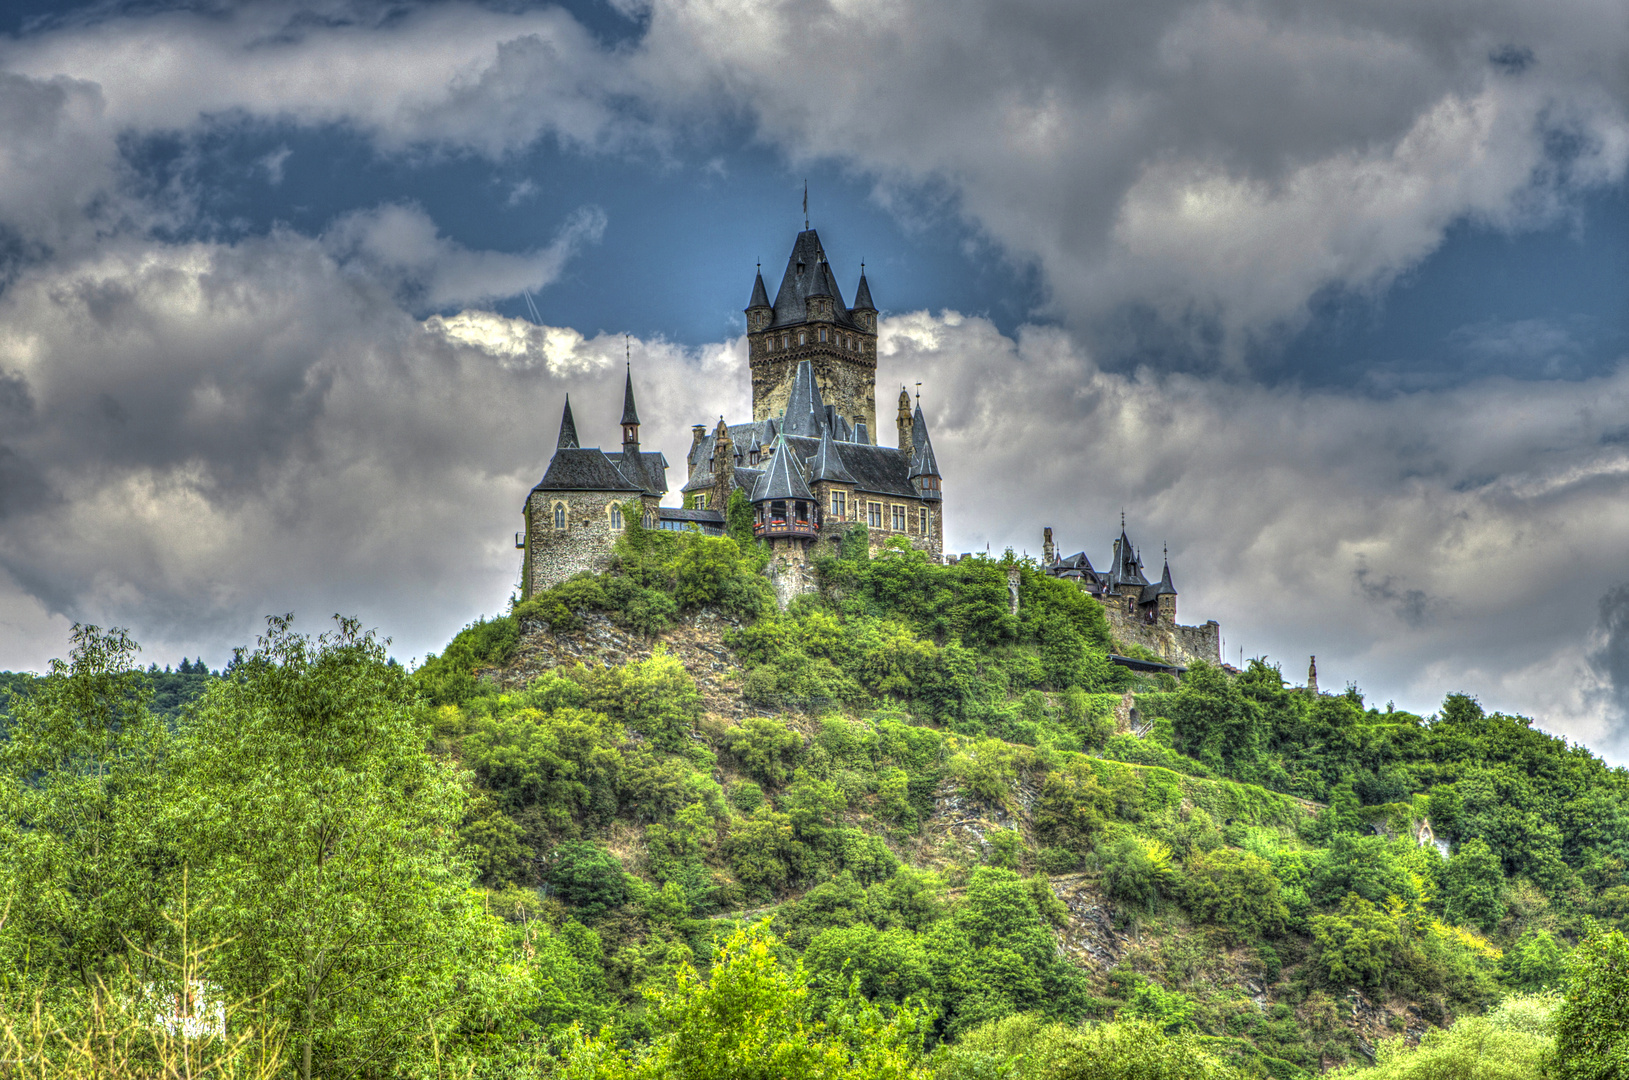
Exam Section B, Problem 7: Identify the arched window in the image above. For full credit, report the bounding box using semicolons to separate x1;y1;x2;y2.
643;511;655;529
799;331;807;345
553;502;566;530
609;505;623;531
781;334;789;349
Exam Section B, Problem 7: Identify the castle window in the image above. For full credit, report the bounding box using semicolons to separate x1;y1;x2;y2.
609;505;624;531
553;502;567;530
891;505;906;531
799;331;807;346
867;502;882;528
781;334;789;349
919;508;930;535
819;327;828;343
643;511;654;529
832;491;846;519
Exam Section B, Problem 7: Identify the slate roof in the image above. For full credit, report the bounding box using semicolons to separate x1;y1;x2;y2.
557;396;579;449
658;507;725;524
908;403;940;481
781;361;827;438
676;359;917;500
532;448;643;494
751;437;815;502
1108;531;1149;591
769;229;859;330
781;434;918;499
811;428;855;483
605;449;669;495
853;269;874;311
1141;559;1178;603
748;269;770;310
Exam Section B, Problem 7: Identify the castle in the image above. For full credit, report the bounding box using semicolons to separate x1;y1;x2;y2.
1039;523;1220;666
520;226;943;600
516;221;1219;666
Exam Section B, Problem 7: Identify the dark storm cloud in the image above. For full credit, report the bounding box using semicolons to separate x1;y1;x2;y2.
1588;584;1629;752
0;0;1624;756
2;0;1624;360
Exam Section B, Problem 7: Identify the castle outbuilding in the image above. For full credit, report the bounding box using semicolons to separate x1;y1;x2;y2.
519;372;671;594
520;225;944;601
1040;523;1219;666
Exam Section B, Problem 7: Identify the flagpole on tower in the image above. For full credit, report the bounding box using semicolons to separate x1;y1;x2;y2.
803;180;808;230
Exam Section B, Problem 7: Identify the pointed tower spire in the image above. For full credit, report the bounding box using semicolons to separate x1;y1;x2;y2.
557;395;579;449
908;399;941;498
621;361;641;455
853;263;875;312
621;362;640;426
748;262;770;311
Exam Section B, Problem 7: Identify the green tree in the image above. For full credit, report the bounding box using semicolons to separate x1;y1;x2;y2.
1501;929;1566;992
1100;835;1176;913
1443;838;1507;932
726;488;758;551
1553;923;1629;1080
1311;894;1406;992
547;840;633;917
171;616;527;1080
0;625;171;994
559;921;930;1080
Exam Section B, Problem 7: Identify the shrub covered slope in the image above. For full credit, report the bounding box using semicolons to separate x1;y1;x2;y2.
7;518;1629;1077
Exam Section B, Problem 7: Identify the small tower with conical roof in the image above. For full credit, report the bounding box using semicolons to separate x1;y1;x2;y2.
751;432;819;557
746;264;772;332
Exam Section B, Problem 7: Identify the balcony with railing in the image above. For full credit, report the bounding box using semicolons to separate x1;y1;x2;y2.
752;499;820;540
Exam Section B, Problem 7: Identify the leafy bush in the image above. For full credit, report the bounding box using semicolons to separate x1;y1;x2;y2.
1100;835;1177;913
545;840;631;917
934;1014;1246;1080
1553;924;1629;1080
1183;848;1289;944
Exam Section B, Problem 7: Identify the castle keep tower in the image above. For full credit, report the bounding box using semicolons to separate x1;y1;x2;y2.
746;230;877;431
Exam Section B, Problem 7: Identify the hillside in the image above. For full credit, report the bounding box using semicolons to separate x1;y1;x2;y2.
3;520;1623;1078
409;518;1627;1075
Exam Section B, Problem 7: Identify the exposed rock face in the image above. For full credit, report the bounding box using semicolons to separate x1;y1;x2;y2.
1104;607;1221;666
492;609;752;719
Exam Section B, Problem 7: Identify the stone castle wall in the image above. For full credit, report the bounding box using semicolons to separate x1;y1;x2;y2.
1103;606;1221;667
523;491;659;596
749;342;877;432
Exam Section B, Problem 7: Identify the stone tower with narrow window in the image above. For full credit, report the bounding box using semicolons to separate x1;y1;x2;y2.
745;230;878;432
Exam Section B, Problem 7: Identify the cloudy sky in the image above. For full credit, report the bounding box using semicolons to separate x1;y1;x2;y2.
1;0;1627;755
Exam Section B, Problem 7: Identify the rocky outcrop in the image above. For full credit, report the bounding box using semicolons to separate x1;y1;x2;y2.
489;609;753;719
